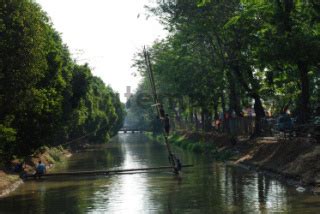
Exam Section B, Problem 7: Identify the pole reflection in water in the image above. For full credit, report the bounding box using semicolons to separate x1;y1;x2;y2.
0;133;320;213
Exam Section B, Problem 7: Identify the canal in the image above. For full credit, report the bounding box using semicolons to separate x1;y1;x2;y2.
0;134;319;213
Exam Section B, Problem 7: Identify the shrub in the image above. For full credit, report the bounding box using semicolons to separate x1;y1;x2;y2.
48;148;62;162
187;143;194;151
182;141;189;149
193;144;203;153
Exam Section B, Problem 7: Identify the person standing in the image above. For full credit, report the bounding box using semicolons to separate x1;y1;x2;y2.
159;104;165;119
164;114;170;136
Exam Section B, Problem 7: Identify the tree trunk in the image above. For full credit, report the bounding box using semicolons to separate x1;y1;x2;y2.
297;61;310;123
194;109;199;131
213;101;219;120
203;108;212;132
201;109;205;131
232;65;265;136
221;89;226;114
227;72;242;116
252;94;266;137
189;106;194;129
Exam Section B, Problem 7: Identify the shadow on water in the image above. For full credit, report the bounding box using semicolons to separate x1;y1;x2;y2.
1;133;320;213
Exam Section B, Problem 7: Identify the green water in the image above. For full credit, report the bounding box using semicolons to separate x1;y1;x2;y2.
0;134;319;213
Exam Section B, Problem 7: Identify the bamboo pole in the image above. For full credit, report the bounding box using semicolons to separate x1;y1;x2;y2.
25;165;194;179
143;48;178;173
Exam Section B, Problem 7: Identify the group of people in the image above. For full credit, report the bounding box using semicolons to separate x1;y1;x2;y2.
15;160;46;179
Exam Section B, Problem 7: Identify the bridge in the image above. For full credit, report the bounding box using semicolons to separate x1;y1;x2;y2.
119;127;150;133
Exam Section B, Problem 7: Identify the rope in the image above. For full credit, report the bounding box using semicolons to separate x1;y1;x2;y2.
60;125;109;146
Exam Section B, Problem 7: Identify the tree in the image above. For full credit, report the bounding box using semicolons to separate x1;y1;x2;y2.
0;0;126;163
129;0;320;136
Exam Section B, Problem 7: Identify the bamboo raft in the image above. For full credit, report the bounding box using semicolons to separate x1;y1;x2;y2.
24;165;194;179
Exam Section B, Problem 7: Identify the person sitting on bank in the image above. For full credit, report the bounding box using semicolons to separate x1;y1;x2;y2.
164;114;170;135
14;162;24;173
34;160;46;179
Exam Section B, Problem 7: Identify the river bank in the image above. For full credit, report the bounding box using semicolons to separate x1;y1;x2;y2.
148;131;320;193
0;146;71;198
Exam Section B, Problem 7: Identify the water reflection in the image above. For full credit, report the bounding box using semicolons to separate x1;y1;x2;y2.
89;134;153;213
0;134;320;214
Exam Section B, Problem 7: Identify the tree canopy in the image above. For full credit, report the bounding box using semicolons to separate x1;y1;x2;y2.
0;0;125;164
128;0;320;134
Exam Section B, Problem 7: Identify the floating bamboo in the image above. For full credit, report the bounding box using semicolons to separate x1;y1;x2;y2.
25;165;193;179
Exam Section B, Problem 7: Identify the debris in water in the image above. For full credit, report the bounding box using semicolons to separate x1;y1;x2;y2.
296;186;306;192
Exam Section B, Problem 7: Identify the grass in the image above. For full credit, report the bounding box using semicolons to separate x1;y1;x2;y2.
146;132;234;161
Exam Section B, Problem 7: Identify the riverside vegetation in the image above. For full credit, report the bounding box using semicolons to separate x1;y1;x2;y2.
128;0;319;133
0;0;125;168
127;0;320;189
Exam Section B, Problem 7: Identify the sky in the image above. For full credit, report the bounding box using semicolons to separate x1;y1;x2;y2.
36;0;167;102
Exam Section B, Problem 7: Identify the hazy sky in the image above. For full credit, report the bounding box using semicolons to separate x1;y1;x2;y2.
36;0;166;102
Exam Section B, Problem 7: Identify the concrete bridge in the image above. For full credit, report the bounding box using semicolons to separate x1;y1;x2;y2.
119;127;150;133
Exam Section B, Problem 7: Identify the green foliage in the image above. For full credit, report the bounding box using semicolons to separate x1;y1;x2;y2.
168;134;204;153
0;124;16;164
47;147;63;162
0;0;125;164
167;134;233;159
129;0;320;133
